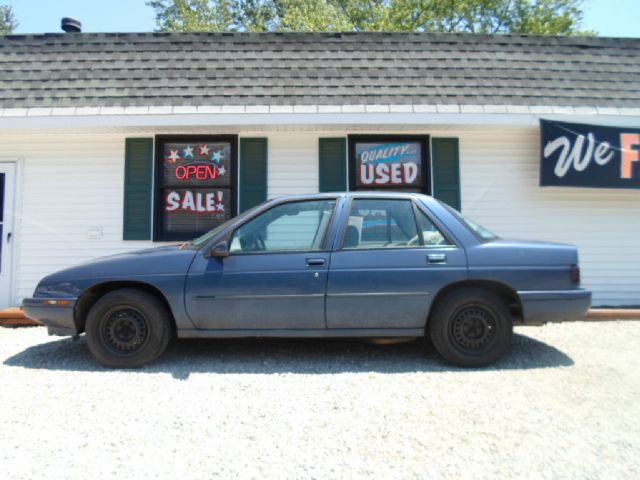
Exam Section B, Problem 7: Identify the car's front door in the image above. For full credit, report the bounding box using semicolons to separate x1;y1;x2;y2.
326;198;467;329
186;198;338;330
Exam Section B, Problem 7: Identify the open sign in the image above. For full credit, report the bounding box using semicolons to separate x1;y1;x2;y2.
175;163;219;181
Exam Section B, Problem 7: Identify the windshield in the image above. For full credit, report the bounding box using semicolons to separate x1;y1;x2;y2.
438;201;498;242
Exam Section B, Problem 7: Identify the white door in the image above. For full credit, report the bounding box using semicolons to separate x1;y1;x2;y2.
0;163;16;309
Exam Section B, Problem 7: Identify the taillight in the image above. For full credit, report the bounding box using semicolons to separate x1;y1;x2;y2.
570;264;580;285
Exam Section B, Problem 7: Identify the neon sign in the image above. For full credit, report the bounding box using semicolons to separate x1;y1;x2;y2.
175;164;218;181
159;139;233;239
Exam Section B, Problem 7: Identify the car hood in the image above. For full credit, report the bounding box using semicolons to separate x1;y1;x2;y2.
34;245;199;298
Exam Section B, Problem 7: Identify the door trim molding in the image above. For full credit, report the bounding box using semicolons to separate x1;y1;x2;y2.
327;291;430;297
178;327;425;338
0;160;19;308
193;293;325;300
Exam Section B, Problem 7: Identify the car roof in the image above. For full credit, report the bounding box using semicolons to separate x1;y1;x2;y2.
269;191;432;202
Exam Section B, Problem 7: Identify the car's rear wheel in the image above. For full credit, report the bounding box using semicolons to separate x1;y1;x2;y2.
429;288;512;367
86;289;172;368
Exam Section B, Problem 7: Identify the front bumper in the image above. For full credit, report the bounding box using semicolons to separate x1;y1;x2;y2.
22;298;78;336
518;289;591;324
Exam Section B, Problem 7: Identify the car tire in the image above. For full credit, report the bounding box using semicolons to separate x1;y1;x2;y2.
86;289;172;368
429;288;512;367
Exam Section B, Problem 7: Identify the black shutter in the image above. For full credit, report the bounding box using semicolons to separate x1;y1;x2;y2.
123;138;153;240
319;138;347;192
240;138;267;212
431;138;461;210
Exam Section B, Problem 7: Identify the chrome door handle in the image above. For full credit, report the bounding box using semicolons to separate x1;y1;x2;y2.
427;253;446;264
306;258;326;266
6;232;11;243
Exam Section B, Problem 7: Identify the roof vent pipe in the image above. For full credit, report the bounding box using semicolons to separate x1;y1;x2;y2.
61;17;82;33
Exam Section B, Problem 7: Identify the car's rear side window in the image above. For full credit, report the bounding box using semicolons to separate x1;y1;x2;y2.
415;208;455;247
344;199;419;249
438;201;498;242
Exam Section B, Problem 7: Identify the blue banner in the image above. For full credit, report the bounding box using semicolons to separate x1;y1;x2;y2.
540;119;640;189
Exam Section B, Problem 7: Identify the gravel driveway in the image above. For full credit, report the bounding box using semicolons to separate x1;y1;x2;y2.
1;322;639;479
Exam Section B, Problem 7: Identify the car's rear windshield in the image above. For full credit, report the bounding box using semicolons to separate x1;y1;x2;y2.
438;201;499;242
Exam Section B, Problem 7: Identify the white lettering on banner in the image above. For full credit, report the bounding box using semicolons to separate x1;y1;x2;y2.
544;132;614;178
360;162;418;185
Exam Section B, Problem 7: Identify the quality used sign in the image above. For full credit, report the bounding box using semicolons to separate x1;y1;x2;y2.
355;141;422;187
540;119;640;188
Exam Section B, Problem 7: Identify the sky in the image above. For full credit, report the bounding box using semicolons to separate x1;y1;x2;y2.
5;0;640;37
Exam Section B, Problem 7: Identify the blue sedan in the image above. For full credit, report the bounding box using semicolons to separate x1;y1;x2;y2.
23;193;591;368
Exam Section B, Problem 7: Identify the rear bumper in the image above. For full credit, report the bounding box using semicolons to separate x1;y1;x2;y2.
22;298;78;336
518;289;592;324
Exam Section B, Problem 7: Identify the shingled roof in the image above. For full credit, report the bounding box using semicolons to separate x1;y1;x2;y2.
1;31;639;109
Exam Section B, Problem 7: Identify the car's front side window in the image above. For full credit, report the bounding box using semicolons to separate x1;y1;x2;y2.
230;199;336;253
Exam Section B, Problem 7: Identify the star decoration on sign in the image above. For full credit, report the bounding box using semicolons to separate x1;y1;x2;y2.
199;144;211;156
217;165;226;176
183;145;194;159
217;203;225;212
211;150;225;165
167;150;180;163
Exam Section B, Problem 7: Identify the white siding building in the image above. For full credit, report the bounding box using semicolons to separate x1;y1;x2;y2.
0;32;639;308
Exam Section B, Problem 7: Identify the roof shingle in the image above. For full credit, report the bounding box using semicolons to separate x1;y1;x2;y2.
0;31;638;109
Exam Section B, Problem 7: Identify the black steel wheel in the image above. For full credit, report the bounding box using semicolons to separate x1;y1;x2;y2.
102;307;149;354
429;288;512;367
86;289;172;368
450;306;497;352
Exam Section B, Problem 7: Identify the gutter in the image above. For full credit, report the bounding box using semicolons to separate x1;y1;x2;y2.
0;105;639;131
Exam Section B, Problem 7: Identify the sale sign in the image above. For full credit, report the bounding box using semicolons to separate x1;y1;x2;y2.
355;142;422;188
165;189;226;213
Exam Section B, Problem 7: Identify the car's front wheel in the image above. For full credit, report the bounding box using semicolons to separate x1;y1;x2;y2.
429;288;512;367
86;289;172;368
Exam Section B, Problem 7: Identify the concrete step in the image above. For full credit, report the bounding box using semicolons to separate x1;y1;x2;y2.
0;307;42;327
584;309;640;320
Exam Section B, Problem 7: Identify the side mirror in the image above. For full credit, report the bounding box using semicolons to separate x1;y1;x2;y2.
210;240;230;258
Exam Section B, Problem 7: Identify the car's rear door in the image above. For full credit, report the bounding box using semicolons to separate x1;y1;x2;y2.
326;197;467;329
185;198;339;330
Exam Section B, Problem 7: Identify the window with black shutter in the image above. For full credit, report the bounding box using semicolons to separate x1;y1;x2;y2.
348;135;430;194
153;135;238;241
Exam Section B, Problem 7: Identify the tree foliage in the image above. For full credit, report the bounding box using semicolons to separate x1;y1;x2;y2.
0;5;18;35
147;0;592;35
